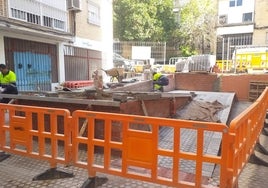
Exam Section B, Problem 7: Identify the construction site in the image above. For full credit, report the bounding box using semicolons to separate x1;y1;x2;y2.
1;68;268;188
1;0;268;186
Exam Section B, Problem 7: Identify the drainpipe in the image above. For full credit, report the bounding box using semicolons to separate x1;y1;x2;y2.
73;12;76;37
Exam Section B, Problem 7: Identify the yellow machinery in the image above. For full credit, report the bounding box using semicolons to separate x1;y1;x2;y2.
215;60;233;72
162;57;178;73
234;47;268;73
132;60;151;73
216;46;268;73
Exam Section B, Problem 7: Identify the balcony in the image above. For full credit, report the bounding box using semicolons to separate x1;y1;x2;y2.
8;0;68;32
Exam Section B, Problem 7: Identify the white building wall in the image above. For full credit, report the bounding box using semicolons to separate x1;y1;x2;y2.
217;25;254;35
57;42;65;85
218;0;254;24
41;0;67;10
217;0;255;35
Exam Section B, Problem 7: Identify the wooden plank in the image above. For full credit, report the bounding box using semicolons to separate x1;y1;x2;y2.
141;100;152;131
161;92;193;98
141;100;148;116
8;99;16;104
112;92;161;101
0;94;121;107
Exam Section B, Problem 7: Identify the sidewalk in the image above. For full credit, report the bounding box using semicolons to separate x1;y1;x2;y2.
238;131;268;188
1;150;268;188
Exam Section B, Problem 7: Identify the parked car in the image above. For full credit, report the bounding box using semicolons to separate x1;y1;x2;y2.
113;53;134;71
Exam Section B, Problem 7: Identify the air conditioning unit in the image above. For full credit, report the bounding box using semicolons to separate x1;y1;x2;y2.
67;0;81;11
219;15;228;25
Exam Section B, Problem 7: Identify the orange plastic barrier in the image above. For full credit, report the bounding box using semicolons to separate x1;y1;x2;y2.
1;88;268;187
0;104;72;169
72;110;229;188
225;87;268;187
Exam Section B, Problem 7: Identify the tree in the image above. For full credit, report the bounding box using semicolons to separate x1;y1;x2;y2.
113;0;176;42
172;0;217;55
113;0;217;56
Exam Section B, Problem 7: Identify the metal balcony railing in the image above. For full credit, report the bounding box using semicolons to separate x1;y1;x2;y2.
8;0;68;31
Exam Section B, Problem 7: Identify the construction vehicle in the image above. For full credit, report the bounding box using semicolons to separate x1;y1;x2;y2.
232;46;268;73
216;46;268;73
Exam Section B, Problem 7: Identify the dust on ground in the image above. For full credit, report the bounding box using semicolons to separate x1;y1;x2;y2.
175;99;227;123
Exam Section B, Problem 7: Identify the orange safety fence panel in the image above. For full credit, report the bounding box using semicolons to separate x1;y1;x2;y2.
0;104;72;169
226;87;268;187
72;110;229;188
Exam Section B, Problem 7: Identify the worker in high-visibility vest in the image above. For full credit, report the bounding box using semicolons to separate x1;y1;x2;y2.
152;71;169;92
0;63;18;161
0;64;18;103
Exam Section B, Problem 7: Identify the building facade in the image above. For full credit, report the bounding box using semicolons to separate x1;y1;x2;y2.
216;0;254;62
0;0;112;91
253;0;268;45
216;0;268;63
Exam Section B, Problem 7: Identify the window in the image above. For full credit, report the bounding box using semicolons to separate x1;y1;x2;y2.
229;0;243;7
11;8;40;25
88;1;100;26
43;16;53;27
43;16;65;30
11;8;26;20
10;4;66;31
237;0;242;6
243;12;252;22
27;12;40;25
229;0;235;7
64;46;75;56
54;19;65;30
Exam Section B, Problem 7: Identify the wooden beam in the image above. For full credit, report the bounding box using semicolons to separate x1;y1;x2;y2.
0;94;121;107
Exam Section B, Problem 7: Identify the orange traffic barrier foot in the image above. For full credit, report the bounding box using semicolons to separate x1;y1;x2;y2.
32;168;74;181
81;177;108;188
0;152;10;162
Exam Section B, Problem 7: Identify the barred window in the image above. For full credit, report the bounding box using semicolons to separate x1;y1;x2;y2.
27;12;40;25
11;8;41;25
43;16;53;27
11;8;26;20
54;19;65;30
43;16;65;30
